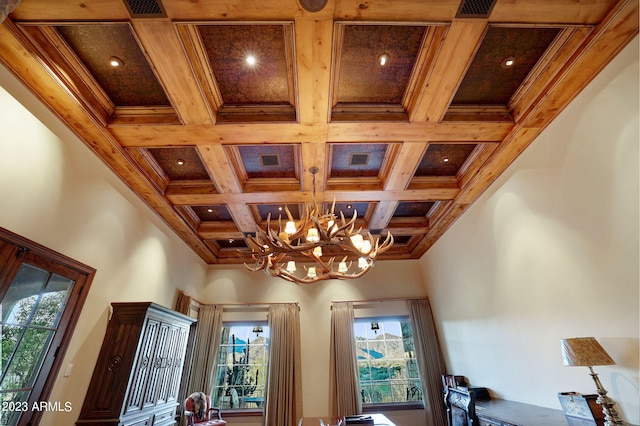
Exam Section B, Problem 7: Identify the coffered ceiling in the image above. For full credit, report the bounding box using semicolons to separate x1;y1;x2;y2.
0;0;637;265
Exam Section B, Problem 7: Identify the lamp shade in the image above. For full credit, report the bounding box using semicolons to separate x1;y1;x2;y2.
561;337;615;367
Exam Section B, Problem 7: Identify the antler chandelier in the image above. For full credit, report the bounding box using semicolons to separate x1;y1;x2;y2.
245;167;393;284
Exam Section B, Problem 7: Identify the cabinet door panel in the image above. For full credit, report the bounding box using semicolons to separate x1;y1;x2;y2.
125;319;160;414
157;324;182;404
167;327;190;402
144;322;170;408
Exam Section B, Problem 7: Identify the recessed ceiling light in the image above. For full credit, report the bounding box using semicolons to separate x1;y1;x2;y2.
176;159;186;166
443;157;449;163
378;53;389;66
502;56;515;68
109;56;123;67
246;54;257;66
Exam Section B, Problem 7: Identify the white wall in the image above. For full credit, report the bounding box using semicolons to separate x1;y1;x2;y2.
0;66;207;425
199;261;429;426
419;36;639;424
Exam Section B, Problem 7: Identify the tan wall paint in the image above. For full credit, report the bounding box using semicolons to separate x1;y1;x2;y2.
419;37;639;424
198;262;429;425
0;67;207;425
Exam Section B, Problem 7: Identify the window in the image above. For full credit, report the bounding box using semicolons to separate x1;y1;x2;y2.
0;228;94;426
354;317;422;406
212;323;269;410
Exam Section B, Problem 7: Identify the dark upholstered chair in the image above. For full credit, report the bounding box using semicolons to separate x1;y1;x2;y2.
184;392;227;426
444;386;477;426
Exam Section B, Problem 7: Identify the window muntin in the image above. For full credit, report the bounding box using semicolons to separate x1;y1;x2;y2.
212;323;269;410
0;263;75;426
355;317;423;406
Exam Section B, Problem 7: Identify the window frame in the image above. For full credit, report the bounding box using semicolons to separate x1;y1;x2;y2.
212;320;270;416
353;315;425;411
0;227;95;426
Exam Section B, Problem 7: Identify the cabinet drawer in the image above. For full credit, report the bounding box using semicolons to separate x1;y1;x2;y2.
152;407;176;425
121;415;151;426
478;417;503;426
153;419;176;426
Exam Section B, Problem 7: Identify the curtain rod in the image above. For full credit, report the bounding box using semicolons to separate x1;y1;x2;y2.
189;299;299;309
220;301;298;307
331;296;426;305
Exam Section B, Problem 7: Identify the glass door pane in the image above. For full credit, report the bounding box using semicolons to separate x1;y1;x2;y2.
0;263;75;426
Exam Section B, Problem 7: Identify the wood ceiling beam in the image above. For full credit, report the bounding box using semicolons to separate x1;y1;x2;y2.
490;0;621;24
164;0;306;20
10;0;130;20
300;142;327;192
383;142;428;190
295;17;333;124
327;122;511;142
110;123;329;145
226;204;256;234
368;142;428;231
110;121;511;146
197;144;242;193
166;187;460;205
132;20;213;125
411;20;487;123
10;0;618;25
522;0;639;129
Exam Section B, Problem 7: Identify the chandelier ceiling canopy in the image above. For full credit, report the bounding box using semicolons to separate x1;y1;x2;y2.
245;167;393;284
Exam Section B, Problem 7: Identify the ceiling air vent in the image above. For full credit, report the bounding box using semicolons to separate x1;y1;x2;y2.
122;0;166;18
350;153;370;166
260;154;280;167
456;0;497;18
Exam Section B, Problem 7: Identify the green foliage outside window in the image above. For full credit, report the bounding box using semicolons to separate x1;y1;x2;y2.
212;324;269;410
1;265;73;426
355;318;423;405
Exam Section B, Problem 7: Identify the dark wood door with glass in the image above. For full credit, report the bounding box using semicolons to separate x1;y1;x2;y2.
0;229;94;426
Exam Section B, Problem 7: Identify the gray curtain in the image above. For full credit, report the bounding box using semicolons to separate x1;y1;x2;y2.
329;302;362;417
264;303;302;426
409;298;447;426
187;304;224;395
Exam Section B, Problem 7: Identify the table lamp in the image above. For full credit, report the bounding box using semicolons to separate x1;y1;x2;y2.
561;337;625;425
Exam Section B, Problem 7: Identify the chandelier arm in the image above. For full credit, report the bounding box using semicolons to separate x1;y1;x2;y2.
273;265;323;284
284;205;295;222
331;212;357;237
244;255;270;272
330;267;371;280
246;169;393;283
340;223;373;256
246;232;270;252
372;231;394;255
312;253;336;273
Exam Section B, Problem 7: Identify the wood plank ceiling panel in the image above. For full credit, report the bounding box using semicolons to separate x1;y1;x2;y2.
0;0;635;264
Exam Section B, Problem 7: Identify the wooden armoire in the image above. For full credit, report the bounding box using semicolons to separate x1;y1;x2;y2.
76;302;196;426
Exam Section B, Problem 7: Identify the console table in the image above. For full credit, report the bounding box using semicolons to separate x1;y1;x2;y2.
299;413;395;426
475;399;567;426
